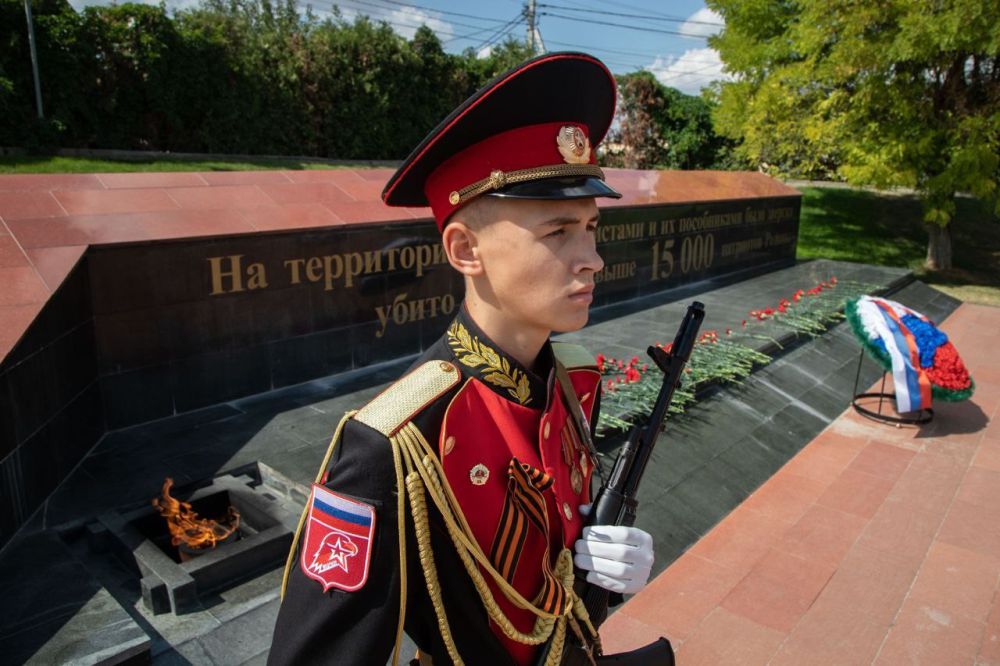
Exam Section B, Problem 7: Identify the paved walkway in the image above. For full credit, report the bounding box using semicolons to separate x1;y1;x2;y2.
602;302;1000;665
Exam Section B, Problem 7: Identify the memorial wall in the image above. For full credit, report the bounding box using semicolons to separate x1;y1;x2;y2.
0;168;801;546
90;194;799;428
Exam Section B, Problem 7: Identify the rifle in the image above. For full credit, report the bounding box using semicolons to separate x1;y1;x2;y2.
538;301;705;666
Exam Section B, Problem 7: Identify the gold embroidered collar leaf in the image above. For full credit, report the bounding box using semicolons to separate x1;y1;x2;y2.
447;321;532;405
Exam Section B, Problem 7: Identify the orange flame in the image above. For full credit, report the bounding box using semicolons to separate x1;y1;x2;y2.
152;477;240;551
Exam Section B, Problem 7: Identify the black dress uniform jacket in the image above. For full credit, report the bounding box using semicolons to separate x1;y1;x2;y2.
268;307;602;666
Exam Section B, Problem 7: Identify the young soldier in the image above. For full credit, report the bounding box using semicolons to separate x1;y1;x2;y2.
268;52;655;666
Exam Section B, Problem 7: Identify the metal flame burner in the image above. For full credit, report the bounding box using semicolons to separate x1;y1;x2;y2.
93;470;297;615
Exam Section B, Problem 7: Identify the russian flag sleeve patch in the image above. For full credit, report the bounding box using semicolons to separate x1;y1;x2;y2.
300;484;376;593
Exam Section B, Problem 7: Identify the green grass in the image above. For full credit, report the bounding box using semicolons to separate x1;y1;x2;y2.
0;154;369;174
797;187;1000;306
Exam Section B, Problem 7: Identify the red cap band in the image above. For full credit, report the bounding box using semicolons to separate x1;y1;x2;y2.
424;121;595;229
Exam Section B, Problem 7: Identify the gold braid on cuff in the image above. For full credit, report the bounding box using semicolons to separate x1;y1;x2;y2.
448;164;605;206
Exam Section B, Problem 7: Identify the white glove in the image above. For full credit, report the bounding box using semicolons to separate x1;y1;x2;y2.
573;505;654;595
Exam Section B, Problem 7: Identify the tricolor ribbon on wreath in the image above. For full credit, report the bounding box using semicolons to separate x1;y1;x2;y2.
846;295;974;413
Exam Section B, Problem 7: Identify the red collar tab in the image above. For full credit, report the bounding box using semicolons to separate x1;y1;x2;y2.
425;121;596;229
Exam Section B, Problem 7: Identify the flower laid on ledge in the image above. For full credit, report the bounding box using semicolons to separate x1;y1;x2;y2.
596;277;875;433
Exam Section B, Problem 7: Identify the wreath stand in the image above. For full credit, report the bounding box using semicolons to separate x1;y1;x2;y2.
851;349;933;426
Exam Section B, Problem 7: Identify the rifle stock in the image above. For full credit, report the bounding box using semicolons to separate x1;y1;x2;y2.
536;302;704;666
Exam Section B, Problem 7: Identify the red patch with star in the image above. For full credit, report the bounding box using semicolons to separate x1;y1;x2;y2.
300;484;376;593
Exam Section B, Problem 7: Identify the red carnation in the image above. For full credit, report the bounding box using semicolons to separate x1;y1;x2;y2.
925;342;971;390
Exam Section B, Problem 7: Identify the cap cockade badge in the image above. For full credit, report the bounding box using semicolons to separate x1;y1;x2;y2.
557;126;591;164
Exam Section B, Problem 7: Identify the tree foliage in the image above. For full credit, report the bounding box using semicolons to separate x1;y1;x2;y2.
1;0;533;158
607;72;665;169
3;0;739;173
606;71;735;170
708;0;1000;269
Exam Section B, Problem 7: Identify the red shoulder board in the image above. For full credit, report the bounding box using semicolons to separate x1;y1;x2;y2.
300;484;377;593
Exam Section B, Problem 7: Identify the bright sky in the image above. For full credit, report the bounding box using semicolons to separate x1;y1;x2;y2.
67;0;729;95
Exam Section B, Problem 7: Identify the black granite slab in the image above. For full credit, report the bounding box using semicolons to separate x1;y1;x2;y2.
0;531;148;665
79;195;798;431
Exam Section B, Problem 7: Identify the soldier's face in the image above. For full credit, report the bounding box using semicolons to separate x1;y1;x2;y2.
474;197;604;334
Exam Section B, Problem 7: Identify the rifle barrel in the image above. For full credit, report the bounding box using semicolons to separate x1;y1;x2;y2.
621;303;705;497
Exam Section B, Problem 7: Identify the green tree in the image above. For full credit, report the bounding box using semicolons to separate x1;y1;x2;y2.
1;0;82;146
607;71;735;170
0;0;535;158
708;0;1000;270
607;71;666;168
658;84;734;170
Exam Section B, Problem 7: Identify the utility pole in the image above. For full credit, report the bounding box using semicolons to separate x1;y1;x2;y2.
525;0;536;55
23;0;44;119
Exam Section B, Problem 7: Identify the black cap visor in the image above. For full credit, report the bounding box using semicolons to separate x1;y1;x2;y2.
486;176;622;201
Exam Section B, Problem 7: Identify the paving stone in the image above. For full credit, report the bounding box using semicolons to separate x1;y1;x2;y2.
659;460;751;534
136;404;246;439
674;607;785;665
22;587;150;666
798;384;852;422
906;541;1000;624
758;362;825;399
784;343;847;377
638;422;735;493
241;649;270;665
157;638;215;665
0;532;149;665
724;378;794;422
197;599;280;666
264;408;344;446
671;391;764;447
775;503;868;568
738;471;828;526
640;490;718;573
873;597;985;666
207;568;283;625
716;437;789;496
817;469;895;519
720;548;836;633
749;418;812;465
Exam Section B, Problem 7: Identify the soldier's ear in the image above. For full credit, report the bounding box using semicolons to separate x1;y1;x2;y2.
441;221;484;277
